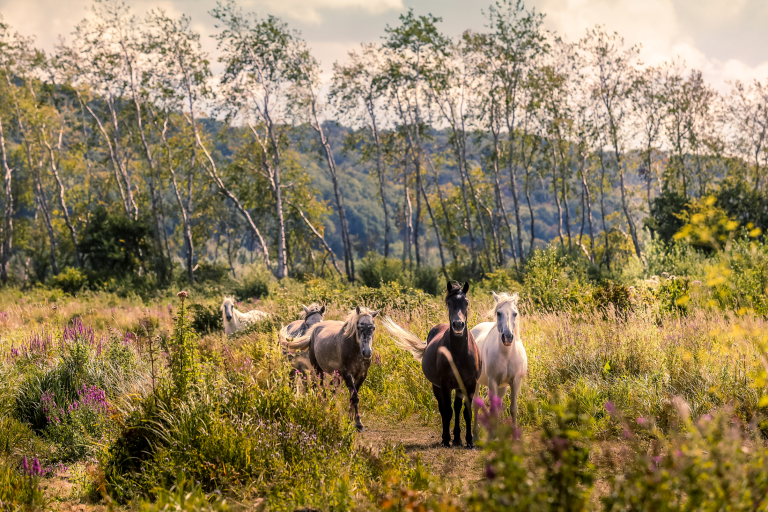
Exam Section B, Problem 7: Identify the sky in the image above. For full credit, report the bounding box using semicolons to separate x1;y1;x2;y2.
1;0;767;92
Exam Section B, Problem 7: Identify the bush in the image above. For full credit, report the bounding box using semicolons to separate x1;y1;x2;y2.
468;394;595;511
194;261;231;284
358;252;404;288
80;207;153;278
49;267;89;295
523;246;593;312
411;266;441;296
592;280;632;313
189;303;224;334
234;266;271;300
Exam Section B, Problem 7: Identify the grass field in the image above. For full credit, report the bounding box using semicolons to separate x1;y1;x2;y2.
1;268;768;511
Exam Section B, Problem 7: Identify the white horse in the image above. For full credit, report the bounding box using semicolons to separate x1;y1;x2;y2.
471;291;528;438
221;296;270;335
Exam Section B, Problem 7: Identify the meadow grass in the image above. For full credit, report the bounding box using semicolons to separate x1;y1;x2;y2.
0;276;766;510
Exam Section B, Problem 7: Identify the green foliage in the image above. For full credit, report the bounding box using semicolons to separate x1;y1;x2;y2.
165;294;200;397
468;394;595;512
648;189;688;245
523;246;593;311
49;267;89;295
591;281;632;313
80;207;154;279
603;408;768;511
358;252;442;296
233;266;271;300
189;303;224;334
140;475;230;511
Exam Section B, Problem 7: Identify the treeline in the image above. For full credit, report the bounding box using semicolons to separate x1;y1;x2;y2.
0;0;766;289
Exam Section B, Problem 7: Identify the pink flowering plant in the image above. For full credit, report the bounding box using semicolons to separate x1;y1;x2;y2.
41;383;114;462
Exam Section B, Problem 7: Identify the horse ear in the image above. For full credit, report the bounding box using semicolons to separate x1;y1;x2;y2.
462;282;470;294
492;291;500;302
371;309;380;318
511;292;520;303
302;304;309;314
320;305;326;315
356;306;361;315
446;280;453;293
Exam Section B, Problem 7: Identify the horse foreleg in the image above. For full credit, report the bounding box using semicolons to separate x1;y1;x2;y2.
433;385;452;448
452;392;463;447
343;374;364;432
511;376;523;436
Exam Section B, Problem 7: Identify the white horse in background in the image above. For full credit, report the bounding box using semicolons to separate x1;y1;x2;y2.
221;296;270;335
471;292;528;438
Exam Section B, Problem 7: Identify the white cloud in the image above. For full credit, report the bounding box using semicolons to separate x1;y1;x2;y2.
239;0;403;24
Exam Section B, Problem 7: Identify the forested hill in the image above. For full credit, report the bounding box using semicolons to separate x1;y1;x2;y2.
0;0;766;290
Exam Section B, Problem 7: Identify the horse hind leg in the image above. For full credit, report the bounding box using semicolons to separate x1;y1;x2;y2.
464;384;476;448
433;385;452;448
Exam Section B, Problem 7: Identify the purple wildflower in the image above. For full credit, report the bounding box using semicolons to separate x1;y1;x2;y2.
485;464;496;480
604;401;615;415
637;417;647;426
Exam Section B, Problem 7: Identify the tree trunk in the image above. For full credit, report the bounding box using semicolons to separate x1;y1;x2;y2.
309;99;354;281
36;121;80;268
426;158;458;262
162;123;195;282
491;128;516;266
403;153;413;268
368;108;390;258
579;160;595;262
288;201;343;277
506;131;524;261
550;143;565;248
598;150;611;270
0;118;12;284
560;151;572;251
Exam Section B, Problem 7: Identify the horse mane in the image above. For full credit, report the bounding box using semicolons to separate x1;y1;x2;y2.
342;307;376;338
445;282;465;301
486;292;520;318
300;303;324;320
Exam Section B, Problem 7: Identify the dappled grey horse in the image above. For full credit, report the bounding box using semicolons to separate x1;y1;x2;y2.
279;304;326;373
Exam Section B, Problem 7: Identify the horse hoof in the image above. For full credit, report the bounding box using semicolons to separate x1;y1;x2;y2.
452;440;463;448
466;443;476;450
356;424;365;432
441;441;452;448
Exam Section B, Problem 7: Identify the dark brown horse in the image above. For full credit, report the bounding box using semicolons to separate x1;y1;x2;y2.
382;281;481;448
286;306;380;431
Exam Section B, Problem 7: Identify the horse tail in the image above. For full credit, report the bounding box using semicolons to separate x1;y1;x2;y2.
286;323;318;352
381;316;426;362
278;324;292;342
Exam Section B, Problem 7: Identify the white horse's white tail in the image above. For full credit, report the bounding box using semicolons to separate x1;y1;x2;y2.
381;316;427;362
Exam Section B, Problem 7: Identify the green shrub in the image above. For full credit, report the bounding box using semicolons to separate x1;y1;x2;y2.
49;267;89;295
140;475;230;511
194;262;231;284
603;406;768;511
358;252;404;288
412;266;441;296
523;246;593;312
189;303;224;334
592;280;632;313
234;266;271;300
468;393;595;511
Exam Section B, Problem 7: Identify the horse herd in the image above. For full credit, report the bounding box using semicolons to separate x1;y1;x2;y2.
220;281;528;448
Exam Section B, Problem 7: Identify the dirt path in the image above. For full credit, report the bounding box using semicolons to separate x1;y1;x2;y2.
359;416;486;491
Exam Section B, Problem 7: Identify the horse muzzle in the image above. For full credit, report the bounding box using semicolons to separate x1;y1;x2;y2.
451;321;465;335
501;333;514;346
226;315;232;322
